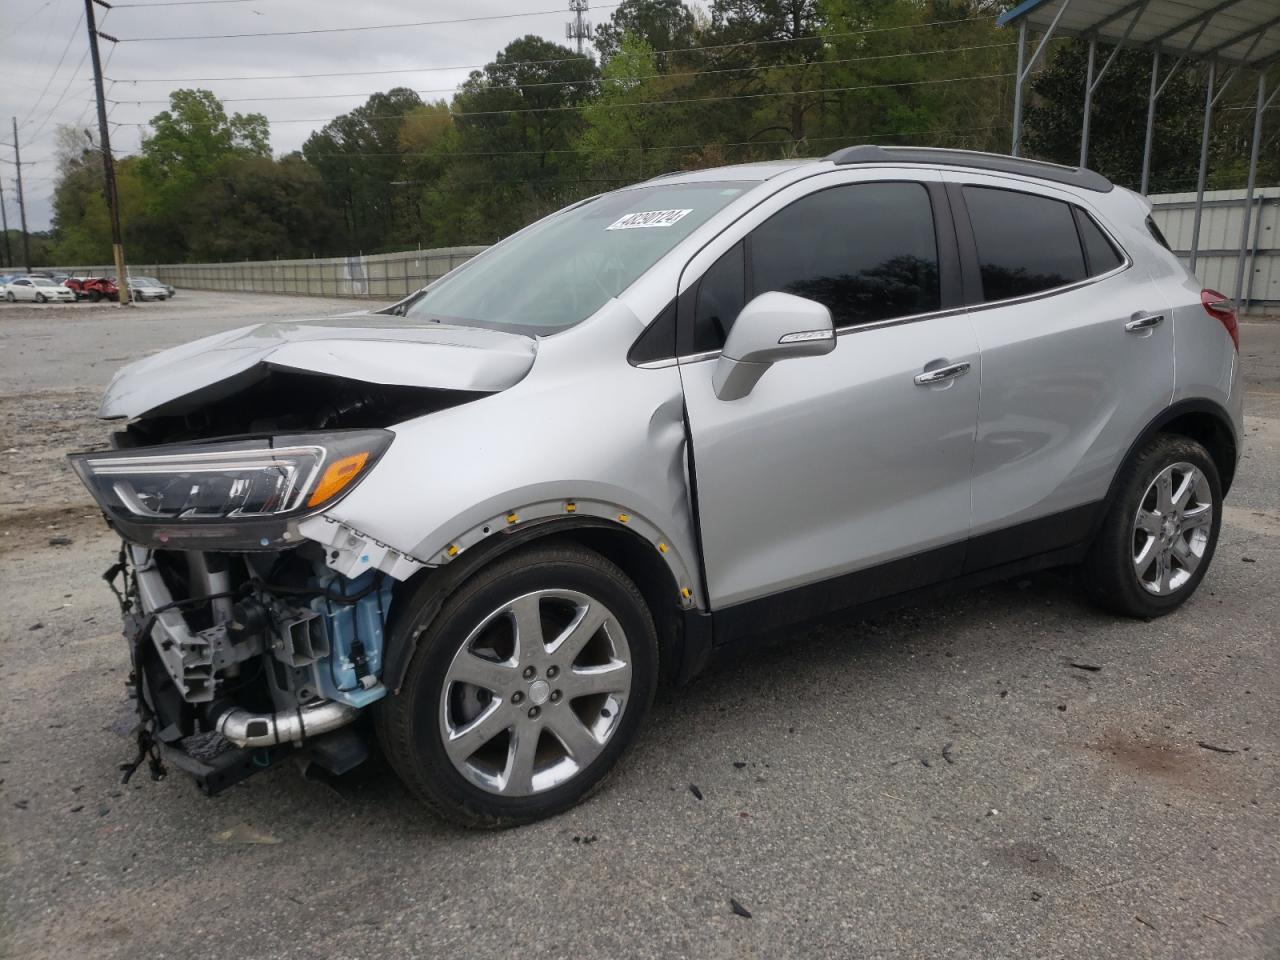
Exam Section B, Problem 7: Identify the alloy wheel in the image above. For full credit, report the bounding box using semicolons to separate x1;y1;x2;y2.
439;588;632;797
1131;461;1213;595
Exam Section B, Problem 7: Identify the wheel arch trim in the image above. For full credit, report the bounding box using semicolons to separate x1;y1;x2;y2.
381;508;698;694
1100;398;1239;530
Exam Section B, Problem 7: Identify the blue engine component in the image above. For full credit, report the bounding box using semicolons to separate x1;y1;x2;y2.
307;566;394;708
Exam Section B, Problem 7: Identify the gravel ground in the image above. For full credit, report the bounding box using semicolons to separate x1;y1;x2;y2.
1;293;1277;960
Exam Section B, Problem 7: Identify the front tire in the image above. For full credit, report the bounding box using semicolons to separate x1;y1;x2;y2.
378;542;659;828
35;293;46;303
1082;434;1222;618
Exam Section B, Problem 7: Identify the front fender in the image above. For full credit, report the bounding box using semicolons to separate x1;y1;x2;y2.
301;300;702;604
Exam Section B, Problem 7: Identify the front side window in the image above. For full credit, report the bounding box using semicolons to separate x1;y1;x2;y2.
964;186;1086;301
751;182;941;329
403;181;750;335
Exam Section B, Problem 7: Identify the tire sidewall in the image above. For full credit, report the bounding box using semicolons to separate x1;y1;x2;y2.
1110;438;1222;616
387;548;658;824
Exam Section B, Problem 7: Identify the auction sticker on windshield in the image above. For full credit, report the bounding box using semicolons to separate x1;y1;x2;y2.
606;209;693;230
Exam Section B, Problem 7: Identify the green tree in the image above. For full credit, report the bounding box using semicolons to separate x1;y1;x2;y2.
302;87;426;251
595;0;697;61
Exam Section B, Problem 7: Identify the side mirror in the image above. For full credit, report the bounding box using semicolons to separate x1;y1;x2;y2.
712;291;835;400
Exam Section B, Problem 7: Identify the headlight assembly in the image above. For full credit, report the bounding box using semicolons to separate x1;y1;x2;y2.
69;430;392;550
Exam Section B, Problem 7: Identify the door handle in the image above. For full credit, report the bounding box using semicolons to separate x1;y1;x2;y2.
914;360;971;386
1125;313;1165;332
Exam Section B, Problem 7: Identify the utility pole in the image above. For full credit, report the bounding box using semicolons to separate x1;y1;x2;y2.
565;0;591;56
0;187;11;269
11;119;32;272
84;0;129;303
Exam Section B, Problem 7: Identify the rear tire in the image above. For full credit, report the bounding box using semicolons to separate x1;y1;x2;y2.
1081;434;1222;618
35;293;46;303
4;292;13;303
377;542;658;828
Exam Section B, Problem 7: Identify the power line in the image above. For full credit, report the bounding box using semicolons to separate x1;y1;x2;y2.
105;42;1017;106
114;70;1016;128
113;0;269;6
16;12;86;130
104;14;999;81
113;4;624;42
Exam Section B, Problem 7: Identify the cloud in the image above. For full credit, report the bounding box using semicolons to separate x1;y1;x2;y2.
0;0;609;230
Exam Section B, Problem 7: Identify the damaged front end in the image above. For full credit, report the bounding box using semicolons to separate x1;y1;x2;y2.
71;316;538;793
72;422;399;792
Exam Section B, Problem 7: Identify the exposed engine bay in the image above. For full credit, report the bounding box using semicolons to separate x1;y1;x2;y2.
116;540;394;793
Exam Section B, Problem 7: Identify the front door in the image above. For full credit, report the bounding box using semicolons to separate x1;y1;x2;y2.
679;175;980;620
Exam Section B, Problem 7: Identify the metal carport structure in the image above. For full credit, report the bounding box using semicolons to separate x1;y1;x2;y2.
996;0;1278;307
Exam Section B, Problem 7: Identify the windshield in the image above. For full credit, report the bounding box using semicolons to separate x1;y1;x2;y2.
403;181;751;334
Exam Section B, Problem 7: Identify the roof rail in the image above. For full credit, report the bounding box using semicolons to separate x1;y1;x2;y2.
822;145;1113;193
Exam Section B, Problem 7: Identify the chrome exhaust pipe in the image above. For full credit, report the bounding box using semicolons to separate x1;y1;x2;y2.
215;700;359;748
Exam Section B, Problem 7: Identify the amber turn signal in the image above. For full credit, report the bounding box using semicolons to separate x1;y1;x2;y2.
308;451;371;507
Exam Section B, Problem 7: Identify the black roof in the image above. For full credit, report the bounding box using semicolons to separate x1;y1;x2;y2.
823;145;1114;193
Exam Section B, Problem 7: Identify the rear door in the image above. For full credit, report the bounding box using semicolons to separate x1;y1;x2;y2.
679;171;980;619
947;175;1175;568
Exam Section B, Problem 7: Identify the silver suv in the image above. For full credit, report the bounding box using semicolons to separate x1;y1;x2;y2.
72;146;1242;826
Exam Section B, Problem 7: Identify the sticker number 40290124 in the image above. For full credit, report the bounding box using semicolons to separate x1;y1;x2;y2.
606;209;693;230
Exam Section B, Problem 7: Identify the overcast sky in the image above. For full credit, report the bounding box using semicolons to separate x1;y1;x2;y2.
0;0;653;231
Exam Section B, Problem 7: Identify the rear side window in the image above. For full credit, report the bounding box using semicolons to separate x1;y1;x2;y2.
751;182;941;329
963;186;1086;301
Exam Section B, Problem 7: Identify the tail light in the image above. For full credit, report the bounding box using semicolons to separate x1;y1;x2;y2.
1201;289;1238;350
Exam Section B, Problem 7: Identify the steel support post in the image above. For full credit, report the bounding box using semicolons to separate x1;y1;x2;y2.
1233;74;1277;308
1012;19;1027;156
1140;48;1160;194
1081;37;1098;166
1189;61;1216;273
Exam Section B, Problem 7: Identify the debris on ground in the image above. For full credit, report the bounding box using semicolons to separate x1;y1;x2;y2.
47;536;73;546
1197;741;1239;754
729;898;752;918
942;742;955;764
1241;557;1256;563
689;784;703;801
1069;661;1101;672
572;835;598;845
212;824;282;845
732;761;747;769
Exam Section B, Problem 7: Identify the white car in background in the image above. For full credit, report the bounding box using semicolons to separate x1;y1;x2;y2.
132;275;176;298
126;277;170;302
4;276;76;303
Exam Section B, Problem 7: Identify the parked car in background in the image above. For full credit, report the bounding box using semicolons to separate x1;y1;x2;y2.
4;276;76;303
64;277;120;302
131;275;175;298
124;277;170;301
72;147;1240;827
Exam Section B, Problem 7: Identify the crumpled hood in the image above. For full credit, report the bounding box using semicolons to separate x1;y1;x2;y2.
99;314;538;419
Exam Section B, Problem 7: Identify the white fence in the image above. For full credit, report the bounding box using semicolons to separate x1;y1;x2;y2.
1148;187;1278;309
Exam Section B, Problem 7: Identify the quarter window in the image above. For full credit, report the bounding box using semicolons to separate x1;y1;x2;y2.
1074;208;1124;276
963;186;1086;301
750;182;941;329
692;241;746;354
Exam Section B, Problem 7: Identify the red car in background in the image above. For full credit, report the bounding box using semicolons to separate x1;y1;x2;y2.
64;277;120;302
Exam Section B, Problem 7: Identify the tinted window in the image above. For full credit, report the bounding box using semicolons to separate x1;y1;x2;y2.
1074;208;1123;276
1145;214;1172;251
693;241;746;353
750;182;940;329
964;187;1086;301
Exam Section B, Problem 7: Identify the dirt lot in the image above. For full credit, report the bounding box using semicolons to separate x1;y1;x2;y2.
1;293;1277;959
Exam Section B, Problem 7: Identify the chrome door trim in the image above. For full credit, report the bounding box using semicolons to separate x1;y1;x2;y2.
1125;313;1166;332
914;361;971;385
